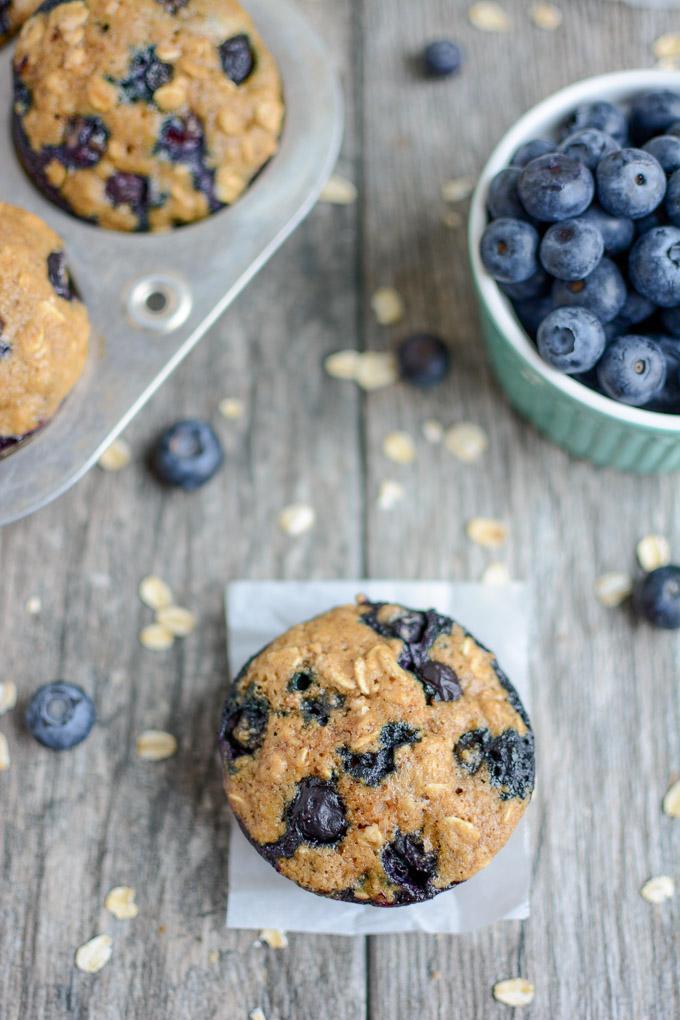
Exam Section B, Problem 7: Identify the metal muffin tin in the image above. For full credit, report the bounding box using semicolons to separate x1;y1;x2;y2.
0;0;342;525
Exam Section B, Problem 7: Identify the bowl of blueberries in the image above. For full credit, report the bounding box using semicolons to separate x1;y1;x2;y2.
469;70;680;473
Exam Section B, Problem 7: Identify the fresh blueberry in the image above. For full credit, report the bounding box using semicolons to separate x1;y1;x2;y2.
562;100;628;145
499;267;549;301
577;204;634;254
510;138;555;168
151;419;224;490
596;148;666;220
551;257;626;323
479;217;540;283
381;832;438;901
629;226;680;307
635;565;680;629
518;153;594;222
649;336;680;409
661;306;680;337
630;90;680;145
665;168;680;227
539;218;604;281
397;333;450;387
60;115;109;168
25;682;95;751
558;128;619;170
287;777;347;844
47;251;74;301
422;39;462;77
105;173;149;209
643;135;680;176
156;114;204;161
512;294;555;338
120;46;173;103
617;289;655;327
537;306;606;373
219;34;254;84
486;167;527;220
596;334;666;405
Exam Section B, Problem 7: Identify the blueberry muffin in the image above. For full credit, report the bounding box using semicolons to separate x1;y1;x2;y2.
0;1;42;45
12;0;284;232
220;598;534;907
0;203;89;452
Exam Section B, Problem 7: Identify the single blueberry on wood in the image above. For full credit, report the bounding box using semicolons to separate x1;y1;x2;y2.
422;39;462;78
26;682;95;751
635;565;680;629
151;420;224;490
397;333;450;387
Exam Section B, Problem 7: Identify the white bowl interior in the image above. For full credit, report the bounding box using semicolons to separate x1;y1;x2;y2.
468;68;680;432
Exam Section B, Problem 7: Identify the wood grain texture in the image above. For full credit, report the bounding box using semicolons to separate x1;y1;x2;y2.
1;1;679;1018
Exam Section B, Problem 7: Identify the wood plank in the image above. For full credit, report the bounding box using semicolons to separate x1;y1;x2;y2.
0;2;367;1017
360;2;680;1018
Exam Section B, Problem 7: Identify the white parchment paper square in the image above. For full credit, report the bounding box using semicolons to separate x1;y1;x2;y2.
225;580;532;935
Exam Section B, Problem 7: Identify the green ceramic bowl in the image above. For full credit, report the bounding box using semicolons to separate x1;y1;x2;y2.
469;70;680;474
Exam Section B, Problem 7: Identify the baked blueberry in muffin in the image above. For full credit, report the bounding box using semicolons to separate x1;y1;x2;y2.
0;203;89;452
12;0;284;231
219;598;534;906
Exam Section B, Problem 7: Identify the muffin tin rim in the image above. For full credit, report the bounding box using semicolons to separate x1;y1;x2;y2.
468;68;680;433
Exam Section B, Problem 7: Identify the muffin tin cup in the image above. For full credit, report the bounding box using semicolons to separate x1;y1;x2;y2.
0;0;343;525
468;69;680;474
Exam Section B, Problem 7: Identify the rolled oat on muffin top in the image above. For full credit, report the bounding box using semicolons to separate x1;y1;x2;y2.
0;203;89;451
219;598;534;907
12;0;284;232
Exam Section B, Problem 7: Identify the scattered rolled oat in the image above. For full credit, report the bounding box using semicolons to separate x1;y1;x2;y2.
0;733;9;771
249;1010;266;1020
279;503;316;536
319;174;357;205
377;480;404;510
422;419;444;444
259;929;288;949
26;596;42;615
530;3;562;30
136;730;178;761
98;438;132;472
139;623;174;652
444;422;488;463
325;349;361;380
468;1;510;32
355;351;399;391
383;431;416;465
371;287;404;326
636;534;671;573
0;682;17;716
466;517;507;548
156;606;196;638
105;886;139;920
663;779;680;819
493;978;535;1007
139;575;173;611
595;572;633;608
218;398;243;420
441;176;476;204
482;562;512;586
640;875;675;904
75;934;112;974
653;33;680;61
208;949;220;965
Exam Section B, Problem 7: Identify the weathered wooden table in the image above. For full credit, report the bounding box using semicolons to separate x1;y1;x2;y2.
2;2;679;1017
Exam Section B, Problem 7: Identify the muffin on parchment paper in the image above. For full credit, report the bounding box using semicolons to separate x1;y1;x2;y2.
0;203;89;452
219;597;534;907
12;0;284;231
